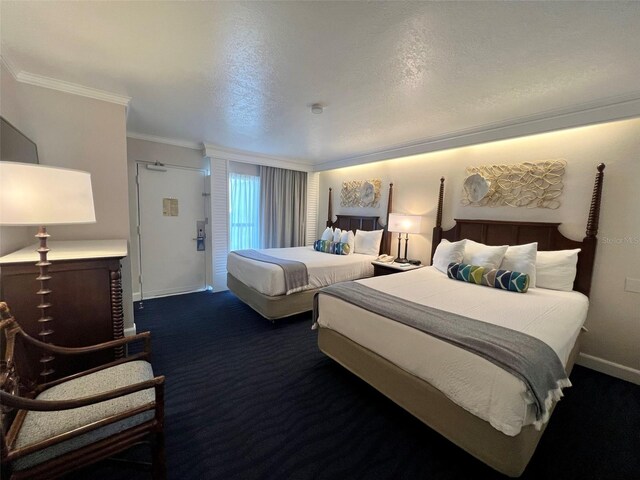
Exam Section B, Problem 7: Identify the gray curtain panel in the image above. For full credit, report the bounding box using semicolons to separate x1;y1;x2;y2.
260;166;307;248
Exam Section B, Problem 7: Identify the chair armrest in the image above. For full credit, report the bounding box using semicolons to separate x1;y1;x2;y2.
0;375;165;411
19;330;152;356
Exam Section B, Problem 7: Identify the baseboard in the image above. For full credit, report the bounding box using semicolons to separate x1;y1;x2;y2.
137;286;207;300
124;323;137;337
577;353;640;385
133;291;141;302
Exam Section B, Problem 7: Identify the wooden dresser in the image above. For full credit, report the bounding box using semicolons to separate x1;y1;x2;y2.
0;239;128;381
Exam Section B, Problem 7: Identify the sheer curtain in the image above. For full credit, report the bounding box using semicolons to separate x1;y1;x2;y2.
229;173;260;251
260;166;307;248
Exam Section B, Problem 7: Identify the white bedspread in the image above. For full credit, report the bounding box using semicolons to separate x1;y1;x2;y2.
316;266;588;436
227;247;376;296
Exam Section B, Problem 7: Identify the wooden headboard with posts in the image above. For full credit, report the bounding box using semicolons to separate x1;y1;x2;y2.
430;164;605;297
325;183;394;255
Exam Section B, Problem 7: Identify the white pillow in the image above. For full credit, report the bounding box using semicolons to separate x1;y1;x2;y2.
463;239;508;269
320;226;333;241
500;242;538;286
536;249;581;291
332;228;342;243
354;229;384;256
432;239;466;273
340;229;355;254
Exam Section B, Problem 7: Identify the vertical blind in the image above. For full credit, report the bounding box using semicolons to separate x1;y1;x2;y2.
229;173;261;251
306;172;320;246
211;158;230;291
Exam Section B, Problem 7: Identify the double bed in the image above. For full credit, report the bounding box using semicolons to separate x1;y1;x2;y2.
227;184;394;320
314;165;605;477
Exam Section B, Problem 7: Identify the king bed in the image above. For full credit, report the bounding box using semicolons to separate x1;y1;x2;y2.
227;184;394;320
313;165;605;477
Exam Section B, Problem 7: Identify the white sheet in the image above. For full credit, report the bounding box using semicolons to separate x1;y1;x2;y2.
227;247;377;296
316;266;588;436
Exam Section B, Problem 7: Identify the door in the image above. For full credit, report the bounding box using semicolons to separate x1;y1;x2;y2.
137;163;207;298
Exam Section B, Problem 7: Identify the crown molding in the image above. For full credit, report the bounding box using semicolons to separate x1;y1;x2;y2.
314;92;640;171
14;70;131;107
0;54;19;79
127;132;202;151
203;143;312;172
1;52;130;107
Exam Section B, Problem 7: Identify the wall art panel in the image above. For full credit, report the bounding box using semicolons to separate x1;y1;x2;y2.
461;159;567;209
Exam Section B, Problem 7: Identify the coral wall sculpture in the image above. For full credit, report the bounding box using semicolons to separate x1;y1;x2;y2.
461;159;567;209
341;179;382;208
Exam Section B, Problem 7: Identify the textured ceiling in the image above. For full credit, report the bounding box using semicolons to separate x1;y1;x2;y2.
2;1;640;167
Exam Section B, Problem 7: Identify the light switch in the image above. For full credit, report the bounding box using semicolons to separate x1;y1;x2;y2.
624;278;640;293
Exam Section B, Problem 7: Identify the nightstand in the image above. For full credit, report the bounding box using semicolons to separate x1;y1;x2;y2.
372;261;424;277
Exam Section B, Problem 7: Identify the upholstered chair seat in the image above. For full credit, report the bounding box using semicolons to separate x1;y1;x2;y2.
13;361;156;470
1;302;166;480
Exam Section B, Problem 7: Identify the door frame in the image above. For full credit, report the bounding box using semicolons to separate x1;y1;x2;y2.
134;161;212;303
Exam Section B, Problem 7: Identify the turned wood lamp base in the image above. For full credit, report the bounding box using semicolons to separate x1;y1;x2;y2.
35;225;55;380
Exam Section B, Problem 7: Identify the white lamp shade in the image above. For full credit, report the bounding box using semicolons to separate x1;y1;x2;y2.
388;213;423;234
0;162;96;226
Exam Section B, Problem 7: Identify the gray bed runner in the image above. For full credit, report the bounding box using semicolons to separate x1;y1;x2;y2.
313;281;570;422
232;249;309;294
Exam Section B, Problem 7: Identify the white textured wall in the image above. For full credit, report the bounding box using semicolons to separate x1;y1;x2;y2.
14;89;129;241
319;118;640;377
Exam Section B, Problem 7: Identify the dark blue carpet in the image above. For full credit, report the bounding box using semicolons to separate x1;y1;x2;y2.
67;291;640;479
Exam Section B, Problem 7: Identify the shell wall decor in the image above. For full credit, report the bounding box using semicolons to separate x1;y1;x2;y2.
341;179;382;208
463;173;491;203
461;159;567;209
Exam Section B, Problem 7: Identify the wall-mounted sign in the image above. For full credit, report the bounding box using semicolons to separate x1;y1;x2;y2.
163;198;179;216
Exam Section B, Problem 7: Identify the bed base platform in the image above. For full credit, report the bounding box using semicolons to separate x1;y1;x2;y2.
318;326;580;477
227;273;319;321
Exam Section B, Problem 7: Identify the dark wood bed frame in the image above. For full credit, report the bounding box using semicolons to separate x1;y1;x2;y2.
317;164;605;477
430;163;605;296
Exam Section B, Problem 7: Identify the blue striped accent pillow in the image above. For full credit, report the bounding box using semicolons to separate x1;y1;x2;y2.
447;262;530;293
314;240;351;255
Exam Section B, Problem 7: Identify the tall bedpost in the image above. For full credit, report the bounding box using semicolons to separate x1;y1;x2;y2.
576;163;605;296
387;182;394;225
326;187;333;227
430;177;445;264
586;163;605;238
380;183;394;255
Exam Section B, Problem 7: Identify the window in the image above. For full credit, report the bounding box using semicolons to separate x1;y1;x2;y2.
229;173;260;251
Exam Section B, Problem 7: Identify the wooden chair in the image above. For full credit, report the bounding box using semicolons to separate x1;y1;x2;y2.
0;302;166;479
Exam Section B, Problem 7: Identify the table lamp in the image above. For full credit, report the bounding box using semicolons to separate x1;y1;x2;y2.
0;161;96;379
388;213;423;264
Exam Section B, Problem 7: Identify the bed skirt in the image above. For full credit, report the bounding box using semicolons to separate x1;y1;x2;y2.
317;326;581;477
227;273;318;320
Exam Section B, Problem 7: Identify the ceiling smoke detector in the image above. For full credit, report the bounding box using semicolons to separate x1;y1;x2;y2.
311;103;323;114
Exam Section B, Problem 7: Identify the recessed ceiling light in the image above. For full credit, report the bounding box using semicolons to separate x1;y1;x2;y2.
311;103;323;114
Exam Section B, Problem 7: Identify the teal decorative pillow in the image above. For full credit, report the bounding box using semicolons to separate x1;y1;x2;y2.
333;242;351;255
314;239;331;253
314;240;351;255
447;262;530;293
